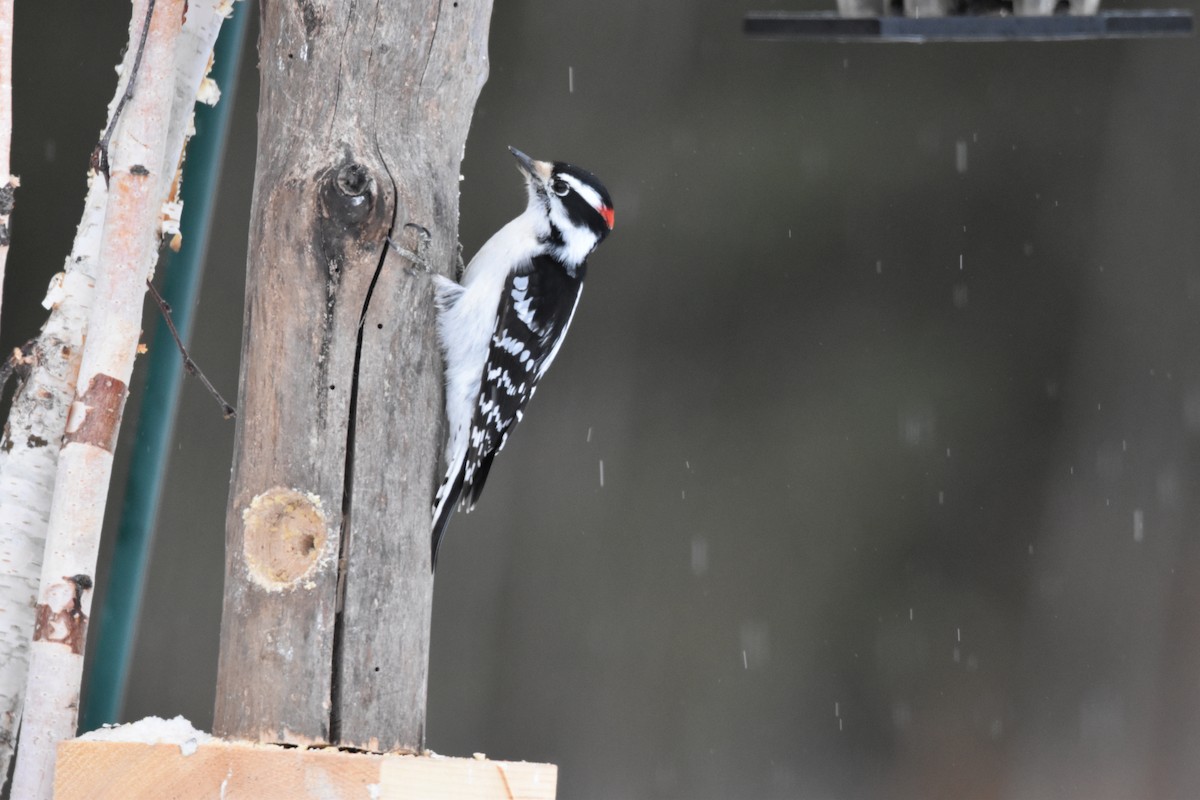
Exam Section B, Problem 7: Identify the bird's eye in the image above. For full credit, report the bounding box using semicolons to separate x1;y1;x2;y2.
550;179;570;197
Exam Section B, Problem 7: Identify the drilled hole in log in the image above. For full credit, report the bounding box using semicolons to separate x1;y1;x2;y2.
242;487;329;590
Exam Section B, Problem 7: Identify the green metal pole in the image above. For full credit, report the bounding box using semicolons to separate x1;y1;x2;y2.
81;1;251;730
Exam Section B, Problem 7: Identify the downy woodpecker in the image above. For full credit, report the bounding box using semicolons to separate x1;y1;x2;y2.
430;147;614;568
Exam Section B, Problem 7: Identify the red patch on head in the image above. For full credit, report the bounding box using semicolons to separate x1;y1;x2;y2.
599;205;615;230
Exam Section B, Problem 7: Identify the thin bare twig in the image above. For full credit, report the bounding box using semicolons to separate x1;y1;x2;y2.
91;0;158;182
145;278;236;418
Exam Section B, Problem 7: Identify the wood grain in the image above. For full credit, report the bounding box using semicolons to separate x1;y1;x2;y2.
214;0;493;750
54;740;556;800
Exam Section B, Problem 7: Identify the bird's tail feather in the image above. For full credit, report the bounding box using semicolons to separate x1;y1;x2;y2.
431;454;466;571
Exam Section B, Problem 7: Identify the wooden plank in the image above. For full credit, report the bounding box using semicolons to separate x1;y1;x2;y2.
214;0;493;750
54;740;556;800
743;10;1194;42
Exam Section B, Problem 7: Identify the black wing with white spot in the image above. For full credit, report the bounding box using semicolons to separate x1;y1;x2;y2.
460;255;586;509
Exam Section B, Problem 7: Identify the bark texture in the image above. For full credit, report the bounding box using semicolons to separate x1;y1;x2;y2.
213;0;493;752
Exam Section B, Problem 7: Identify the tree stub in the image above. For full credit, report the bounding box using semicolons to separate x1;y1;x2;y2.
214;0;494;752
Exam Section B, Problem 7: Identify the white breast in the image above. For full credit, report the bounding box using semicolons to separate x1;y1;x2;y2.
437;209;546;467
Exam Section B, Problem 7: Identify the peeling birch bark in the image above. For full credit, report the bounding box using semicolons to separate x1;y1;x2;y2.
0;1;235;788
158;0;235;248
0;186;105;800
0;41;122;800
7;0;192;796
0;0;15;328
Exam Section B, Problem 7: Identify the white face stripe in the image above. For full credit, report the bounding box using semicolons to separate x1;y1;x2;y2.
548;203;598;266
558;173;606;214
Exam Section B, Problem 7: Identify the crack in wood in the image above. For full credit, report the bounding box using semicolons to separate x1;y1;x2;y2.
416;0;443;97
329;168;399;742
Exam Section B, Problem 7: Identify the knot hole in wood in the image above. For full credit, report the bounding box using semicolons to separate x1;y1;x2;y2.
319;157;376;228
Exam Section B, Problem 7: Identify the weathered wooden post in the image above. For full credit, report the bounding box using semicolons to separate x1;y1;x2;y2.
213;0;493;751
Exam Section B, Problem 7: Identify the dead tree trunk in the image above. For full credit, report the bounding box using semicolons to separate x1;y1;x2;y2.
213;0;492;751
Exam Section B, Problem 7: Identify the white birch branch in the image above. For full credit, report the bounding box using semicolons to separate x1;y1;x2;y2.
158;0;235;249
0;0;15;332
3;0;230;795
0;22;132;790
8;2;184;794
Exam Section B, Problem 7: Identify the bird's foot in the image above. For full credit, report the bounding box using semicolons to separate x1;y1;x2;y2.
386;222;433;276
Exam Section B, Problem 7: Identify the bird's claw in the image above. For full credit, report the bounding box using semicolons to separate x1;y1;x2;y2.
387;222;434;276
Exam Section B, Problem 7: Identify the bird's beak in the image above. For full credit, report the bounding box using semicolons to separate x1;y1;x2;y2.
508;146;552;183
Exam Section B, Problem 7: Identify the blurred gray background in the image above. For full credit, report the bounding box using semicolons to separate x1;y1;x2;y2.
7;1;1200;798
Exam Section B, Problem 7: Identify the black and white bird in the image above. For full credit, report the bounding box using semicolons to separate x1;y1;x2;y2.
430;146;614;568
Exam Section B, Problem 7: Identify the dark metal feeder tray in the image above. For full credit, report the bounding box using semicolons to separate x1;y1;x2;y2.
743;9;1194;42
